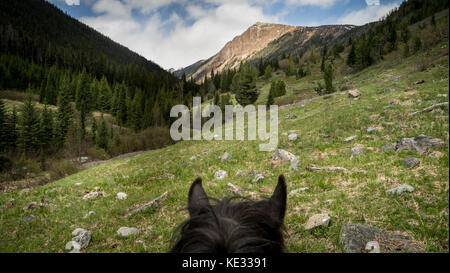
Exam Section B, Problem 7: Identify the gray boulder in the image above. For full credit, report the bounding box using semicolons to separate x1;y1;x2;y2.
117;227;140;237
221;152;232;162
386;185;414;196
351;147;364;157
214;170;227;180
403;158;421;169
304;214;331;230
340;224;423;253
288;134;298;141
71;228;92;249
395;135;446;155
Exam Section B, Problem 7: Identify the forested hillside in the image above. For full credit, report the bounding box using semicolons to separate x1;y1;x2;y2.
0;0;200;184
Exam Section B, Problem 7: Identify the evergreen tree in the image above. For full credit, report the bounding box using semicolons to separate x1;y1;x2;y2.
75;69;91;138
321;45;328;72
267;86;274;107
264;65;272;80
18;95;40;152
323;60;335;94
55;75;73;146
97;76;111;112
0;99;8;151
117;82;128;126
96;116;108;150
233;62;259;106
39;102;54;150
91;117;97;144
347;43;356;67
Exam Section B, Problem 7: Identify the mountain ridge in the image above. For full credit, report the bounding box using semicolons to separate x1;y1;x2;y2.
175;21;357;82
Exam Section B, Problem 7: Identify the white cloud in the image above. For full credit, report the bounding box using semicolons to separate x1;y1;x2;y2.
365;0;380;6
285;0;338;8
65;0;80;5
338;3;398;26
81;1;277;69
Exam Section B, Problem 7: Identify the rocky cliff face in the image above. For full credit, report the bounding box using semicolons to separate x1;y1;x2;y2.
181;22;299;82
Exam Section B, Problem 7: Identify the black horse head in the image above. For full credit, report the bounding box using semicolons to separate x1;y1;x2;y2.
171;175;287;253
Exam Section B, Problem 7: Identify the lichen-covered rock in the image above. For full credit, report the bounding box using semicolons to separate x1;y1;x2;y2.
214;170;227;179
395;135;446;155
117;227;139;237
304;214;331;230
221;152;232;162
403;158;420;169
386;185;414;196
340;224;423;253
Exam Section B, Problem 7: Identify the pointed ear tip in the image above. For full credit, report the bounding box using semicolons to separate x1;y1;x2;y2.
193;177;202;185
278;174;286;185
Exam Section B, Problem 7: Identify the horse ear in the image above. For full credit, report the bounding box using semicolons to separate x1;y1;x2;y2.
188;178;210;216
269;175;287;223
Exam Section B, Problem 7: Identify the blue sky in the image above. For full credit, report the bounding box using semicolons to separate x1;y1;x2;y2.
47;0;403;69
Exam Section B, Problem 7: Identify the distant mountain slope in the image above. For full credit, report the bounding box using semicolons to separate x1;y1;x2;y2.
250;24;356;63
176;22;299;82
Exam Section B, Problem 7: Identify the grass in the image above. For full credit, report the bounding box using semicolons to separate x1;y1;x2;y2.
0;39;449;253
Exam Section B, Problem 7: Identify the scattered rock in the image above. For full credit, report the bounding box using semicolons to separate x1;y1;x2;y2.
348;89;361;98
289;156;300;170
428;151;444;159
74;183;83;186
190;155;197;161
214;170;227;180
403;158;420;169
71;228;92;249
304;214;331;230
23;202;37;211
286;114;297;119
397;124;408;129
117;192;128;200
414;80;425;85
340;224;423;253
21;215;36;222
383;105;396;110
306;164;349;173
367;127;379;133
227;183;243;195
65;241;81;253
78;157;89;164
202;150;208;155
344;135;357;142
381;142;396;152
272;149;296;162
437;94;448;98
252;174;264;183
163;173;175;179
290;188;309;195
351;146;364;157
125;192;168;217
395;135;446;155
221;152;232;162
117;227;139;237
86;211;95;217
82;191;102;200
386;185;414;196
365;241;381;253
288;133;298;141
236;170;246;176
410;102;449;116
